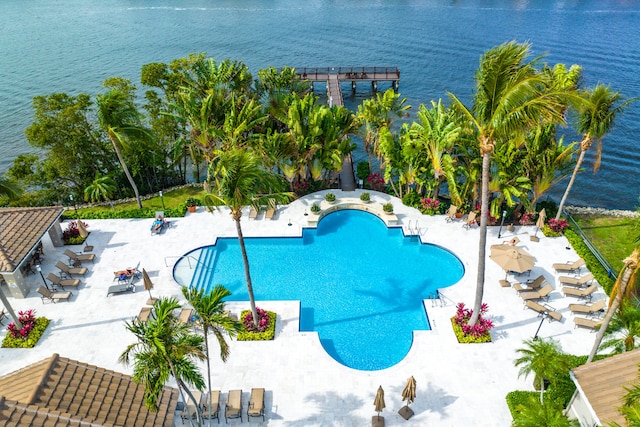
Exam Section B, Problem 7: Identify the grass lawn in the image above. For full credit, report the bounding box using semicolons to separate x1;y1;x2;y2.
75;186;207;215
572;215;637;274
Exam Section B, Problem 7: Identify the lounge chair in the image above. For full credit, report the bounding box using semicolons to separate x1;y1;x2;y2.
444;205;457;222
462;211;477;230
225;389;243;423
179;308;193;325
574;316;602;331
513;275;547;292
519;284;553;302
56;260;87;277
499;279;511;288
569;299;606;315
151;211;167;235
559;273;594;287
524;300;563;322
202;390;220;424
265;199;276;220
247;387;265;421
37;286;71;304
138;307;152;322
47;272;81;290
553;258;586;274
64;248;96;264
562;284;597;301
107;264;139;296
502;237;520;246
249;206;258;220
181;390;203;422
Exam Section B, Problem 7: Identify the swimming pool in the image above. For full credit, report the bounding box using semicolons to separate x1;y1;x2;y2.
174;210;464;371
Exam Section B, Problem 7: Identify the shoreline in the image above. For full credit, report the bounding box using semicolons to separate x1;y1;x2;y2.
565;205;639;218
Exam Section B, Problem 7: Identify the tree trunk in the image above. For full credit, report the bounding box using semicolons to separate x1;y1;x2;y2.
177;378;203;427
202;325;213;426
235;218;259;328
0;286;22;329
556;149;586;220
111;138;143;209
587;264;634;363
469;152;491;326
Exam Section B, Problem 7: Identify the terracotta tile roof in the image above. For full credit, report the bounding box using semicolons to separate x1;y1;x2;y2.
572;348;640;425
0;206;64;273
0;353;178;427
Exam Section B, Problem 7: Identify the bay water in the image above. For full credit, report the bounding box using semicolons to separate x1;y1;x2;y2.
1;0;638;209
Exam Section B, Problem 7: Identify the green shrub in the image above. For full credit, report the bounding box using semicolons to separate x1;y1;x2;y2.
185;197;201;207
565;229;616;294
401;190;421;208
310;203;321;214
64;236;85;245
383;202;394;213
506;390;538;418
325;192;336;202
360;192;370;202
356;161;370;182
2;317;50;348
62;206;186;220
237;310;276;341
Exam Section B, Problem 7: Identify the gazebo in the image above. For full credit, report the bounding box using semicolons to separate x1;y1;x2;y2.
0;207;65;298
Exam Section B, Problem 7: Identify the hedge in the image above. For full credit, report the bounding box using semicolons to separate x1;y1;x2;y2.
564;229;616;295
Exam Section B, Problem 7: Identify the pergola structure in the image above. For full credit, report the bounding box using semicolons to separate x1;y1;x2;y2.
0;207;65;298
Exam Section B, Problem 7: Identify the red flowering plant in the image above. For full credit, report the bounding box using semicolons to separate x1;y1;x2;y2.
243;307;271;333
8;309;37;339
452;302;494;343
547;218;569;233
366;173;386;191
62;220;89;244
420;197;440;215
519;212;534;225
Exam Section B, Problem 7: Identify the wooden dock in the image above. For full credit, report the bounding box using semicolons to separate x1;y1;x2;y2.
294;66;400;107
289;66;400;191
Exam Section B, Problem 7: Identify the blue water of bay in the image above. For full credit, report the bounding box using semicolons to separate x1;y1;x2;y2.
0;0;638;209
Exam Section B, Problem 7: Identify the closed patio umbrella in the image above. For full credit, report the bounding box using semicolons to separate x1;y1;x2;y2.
398;376;416;420
490;246;535;276
531;208;546;242
142;269;156;305
76;220;93;252
373;385;385;423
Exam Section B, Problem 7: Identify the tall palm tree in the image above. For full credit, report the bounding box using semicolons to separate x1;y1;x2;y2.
96;89;152;209
205;149;293;327
448;41;570;325
119;297;206;427
182;285;242;425
514;338;570;404
588;249;640;363
556;84;628;219
83;173;118;206
601;303;640;355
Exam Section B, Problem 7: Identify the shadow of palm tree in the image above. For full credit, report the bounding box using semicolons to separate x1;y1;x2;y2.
283;391;366;427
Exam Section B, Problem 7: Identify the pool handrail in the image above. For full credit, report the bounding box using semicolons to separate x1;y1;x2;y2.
164;255;213;270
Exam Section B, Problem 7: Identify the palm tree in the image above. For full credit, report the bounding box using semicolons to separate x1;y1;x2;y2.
205;148;293;327
514;338;570;404
556;84;628;220
182;285;242;425
514;395;578;427
83;173;118;207
96;88;152;209
448;41;570;325
588;249;640;363
601;303;640;355
0;177;21;200
119;297;206;426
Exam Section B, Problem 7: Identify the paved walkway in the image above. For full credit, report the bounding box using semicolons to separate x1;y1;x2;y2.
0;190;604;426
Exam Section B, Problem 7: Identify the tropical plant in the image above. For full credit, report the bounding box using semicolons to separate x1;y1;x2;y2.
325;192;336;202
609;368;640;427
181;286;242;425
84;173;118;206
588;249;640;363
185;197;200;207
119;297;206;427
452;302;493;341
382;202;393;213
601;303;640;355
513;395;578;427
96;85;153;209
448;41;572;326
204;148;292;327
360;192;370;202
310;203;321;214
556;84;629;219
515;338;571;403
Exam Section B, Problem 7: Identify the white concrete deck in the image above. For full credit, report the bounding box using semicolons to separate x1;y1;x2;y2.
0;190;605;426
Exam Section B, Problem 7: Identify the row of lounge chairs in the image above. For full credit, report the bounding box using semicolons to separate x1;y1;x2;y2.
444;205;477;230
180;388;265;423
36;248;99;303
249;205;276;220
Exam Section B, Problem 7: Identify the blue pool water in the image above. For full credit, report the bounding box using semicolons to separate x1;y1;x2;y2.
176;210;464;370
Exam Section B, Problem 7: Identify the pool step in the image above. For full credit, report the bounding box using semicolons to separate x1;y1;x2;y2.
190;247;216;291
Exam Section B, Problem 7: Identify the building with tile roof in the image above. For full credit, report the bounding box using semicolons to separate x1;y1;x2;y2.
0;353;179;426
0;207;65;298
567;348;640;426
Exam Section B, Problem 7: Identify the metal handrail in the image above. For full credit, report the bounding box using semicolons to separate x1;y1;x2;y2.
564;211;618;279
164;255;213;270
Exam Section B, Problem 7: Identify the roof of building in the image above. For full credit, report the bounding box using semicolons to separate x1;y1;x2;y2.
0;206;64;273
572;348;640;425
0;353;178;427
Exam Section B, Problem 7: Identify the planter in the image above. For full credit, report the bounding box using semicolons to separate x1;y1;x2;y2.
187;206;196;213
455;212;463;219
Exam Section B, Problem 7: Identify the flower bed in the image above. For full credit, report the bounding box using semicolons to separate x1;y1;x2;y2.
62;220;88;245
2;309;50;348
237;307;276;341
451;303;493;343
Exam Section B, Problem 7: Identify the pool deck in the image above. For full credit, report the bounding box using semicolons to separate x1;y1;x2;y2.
0;190;607;426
